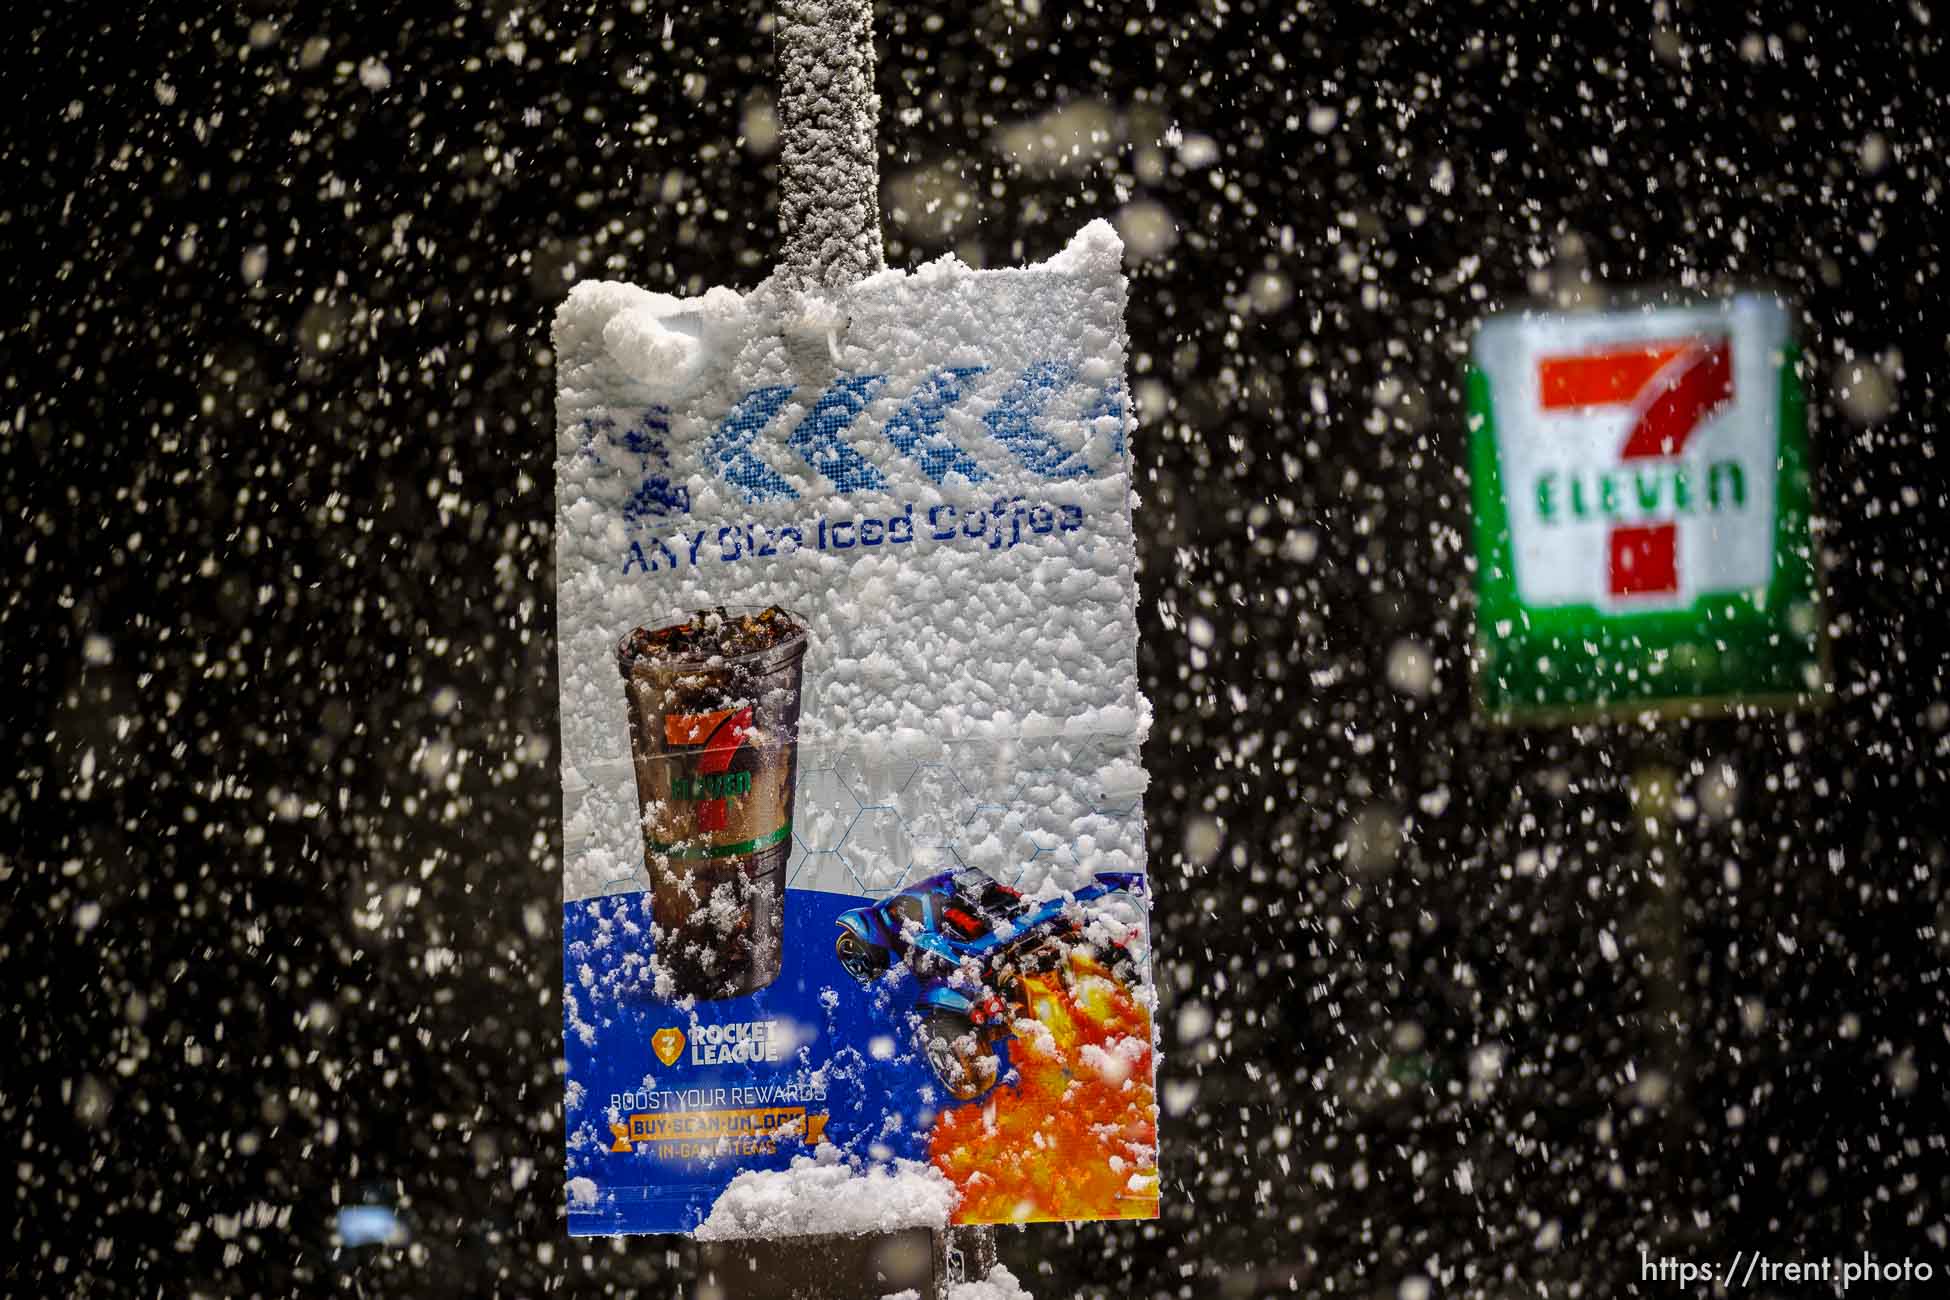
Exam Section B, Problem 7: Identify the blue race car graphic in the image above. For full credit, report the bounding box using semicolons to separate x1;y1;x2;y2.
834;867;1145;1101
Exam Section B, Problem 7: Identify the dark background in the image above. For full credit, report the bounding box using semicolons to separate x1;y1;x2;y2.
7;1;1948;1295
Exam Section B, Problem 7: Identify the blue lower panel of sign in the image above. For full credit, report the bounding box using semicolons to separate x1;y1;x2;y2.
563;872;1159;1237
564;888;933;1236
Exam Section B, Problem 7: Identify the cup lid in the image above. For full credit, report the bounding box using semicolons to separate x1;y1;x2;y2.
616;605;809;676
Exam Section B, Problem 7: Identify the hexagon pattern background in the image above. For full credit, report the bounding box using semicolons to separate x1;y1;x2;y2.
590;733;1146;901
783;734;1147;898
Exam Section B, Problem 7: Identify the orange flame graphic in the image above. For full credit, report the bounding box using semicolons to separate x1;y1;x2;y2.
930;953;1159;1224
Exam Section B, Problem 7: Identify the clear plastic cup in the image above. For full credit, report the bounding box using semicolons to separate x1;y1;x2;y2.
616;606;808;1000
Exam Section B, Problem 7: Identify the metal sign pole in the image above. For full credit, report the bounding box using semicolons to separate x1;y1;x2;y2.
684;5;994;1296
689;1225;997;1299
774;0;886;293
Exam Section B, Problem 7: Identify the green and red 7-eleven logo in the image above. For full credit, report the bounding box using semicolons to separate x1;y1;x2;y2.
1485;322;1771;615
1536;336;1734;600
663;706;755;833
1468;296;1824;719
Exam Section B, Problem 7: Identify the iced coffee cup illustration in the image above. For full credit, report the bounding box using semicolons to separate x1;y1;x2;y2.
617;605;807;1000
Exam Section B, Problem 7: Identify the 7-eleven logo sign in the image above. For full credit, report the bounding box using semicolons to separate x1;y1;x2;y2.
1478;308;1782;615
1538;337;1733;599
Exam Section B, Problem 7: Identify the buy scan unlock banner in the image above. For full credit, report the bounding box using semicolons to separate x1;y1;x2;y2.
1468;294;1827;721
552;222;1158;1237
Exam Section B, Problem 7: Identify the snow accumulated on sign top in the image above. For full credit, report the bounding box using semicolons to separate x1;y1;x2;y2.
553;222;1158;1238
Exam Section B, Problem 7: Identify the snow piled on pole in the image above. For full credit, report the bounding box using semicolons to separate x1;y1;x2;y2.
775;0;886;292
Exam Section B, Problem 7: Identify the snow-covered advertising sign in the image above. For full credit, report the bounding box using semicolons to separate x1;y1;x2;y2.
552;222;1157;1238
1467;294;1827;721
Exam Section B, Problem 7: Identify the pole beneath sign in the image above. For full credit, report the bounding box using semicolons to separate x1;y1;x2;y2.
688;1225;998;1299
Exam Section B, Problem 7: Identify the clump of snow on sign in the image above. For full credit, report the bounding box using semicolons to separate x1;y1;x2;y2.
692;1146;958;1240
947;1264;1035;1300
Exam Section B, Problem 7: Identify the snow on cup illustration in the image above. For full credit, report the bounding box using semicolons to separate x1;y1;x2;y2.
617;605;808;1001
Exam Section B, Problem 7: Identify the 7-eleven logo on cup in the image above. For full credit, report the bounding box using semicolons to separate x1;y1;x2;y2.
1477;303;1786;615
663;706;754;833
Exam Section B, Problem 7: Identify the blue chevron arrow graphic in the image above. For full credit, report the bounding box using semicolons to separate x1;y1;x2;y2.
706;385;799;503
882;366;992;485
1082;380;1127;460
982;360;1093;480
786;374;889;494
706;361;1115;502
